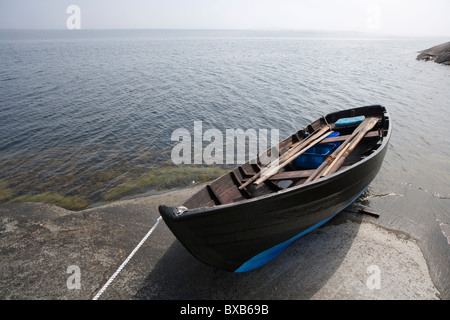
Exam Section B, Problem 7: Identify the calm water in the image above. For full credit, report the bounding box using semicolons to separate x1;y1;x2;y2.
0;30;449;297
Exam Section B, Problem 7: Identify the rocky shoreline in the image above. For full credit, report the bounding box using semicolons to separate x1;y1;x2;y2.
417;41;450;65
0;185;441;300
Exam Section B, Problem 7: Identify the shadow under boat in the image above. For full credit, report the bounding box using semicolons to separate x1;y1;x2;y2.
134;198;370;300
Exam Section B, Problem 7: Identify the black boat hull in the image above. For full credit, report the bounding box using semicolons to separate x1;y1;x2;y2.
159;106;391;272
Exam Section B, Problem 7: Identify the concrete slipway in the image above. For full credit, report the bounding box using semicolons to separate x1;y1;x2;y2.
0;185;441;300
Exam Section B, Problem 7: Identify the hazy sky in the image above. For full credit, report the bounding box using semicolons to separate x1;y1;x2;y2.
0;0;449;37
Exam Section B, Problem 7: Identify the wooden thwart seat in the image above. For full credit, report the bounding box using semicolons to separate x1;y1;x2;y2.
268;169;315;181
318;130;379;145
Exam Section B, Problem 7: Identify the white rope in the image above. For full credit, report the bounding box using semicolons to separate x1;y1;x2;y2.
323;115;331;130
92;216;162;300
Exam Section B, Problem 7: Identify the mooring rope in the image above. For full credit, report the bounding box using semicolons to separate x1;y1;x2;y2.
92;216;163;300
323;115;331;130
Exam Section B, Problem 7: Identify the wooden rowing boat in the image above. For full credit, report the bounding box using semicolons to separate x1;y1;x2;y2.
159;105;391;272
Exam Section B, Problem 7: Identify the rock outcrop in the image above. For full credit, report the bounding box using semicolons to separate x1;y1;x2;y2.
417;42;450;65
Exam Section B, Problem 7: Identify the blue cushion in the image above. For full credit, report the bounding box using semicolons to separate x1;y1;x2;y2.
335;116;365;127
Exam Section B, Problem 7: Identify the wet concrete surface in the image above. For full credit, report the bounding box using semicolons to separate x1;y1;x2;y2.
0;185;441;300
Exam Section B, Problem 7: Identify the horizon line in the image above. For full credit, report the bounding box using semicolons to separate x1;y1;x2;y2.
0;27;447;38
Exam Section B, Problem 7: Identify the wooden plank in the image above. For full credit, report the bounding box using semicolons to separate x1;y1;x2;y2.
239;164;256;177
183;187;216;208
206;185;223;205
359;208;380;218
318;130;379;145
210;174;245;204
269;166;351;181
230;171;252;199
268;170;315;181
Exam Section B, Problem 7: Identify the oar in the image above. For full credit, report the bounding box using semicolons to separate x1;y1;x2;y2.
239;125;329;190
320;117;378;177
304;117;375;183
253;129;333;186
276;126;331;165
310;117;379;181
320;140;352;176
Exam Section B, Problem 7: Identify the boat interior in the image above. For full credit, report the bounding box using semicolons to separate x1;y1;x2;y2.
183;110;389;209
